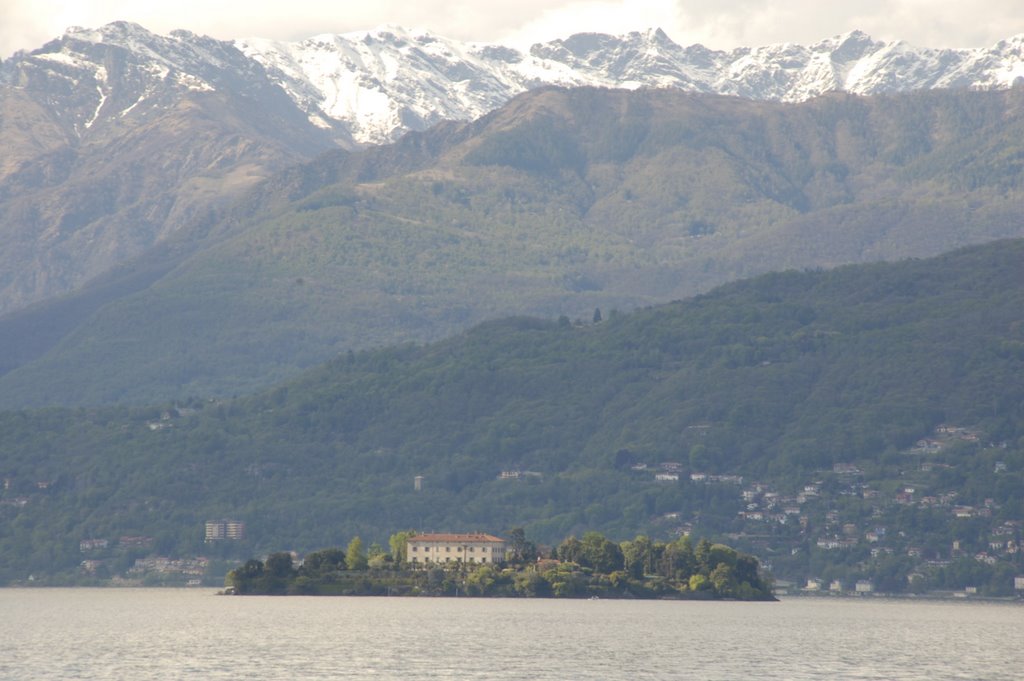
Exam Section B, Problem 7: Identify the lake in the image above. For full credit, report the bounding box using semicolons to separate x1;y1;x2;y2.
1;589;1020;679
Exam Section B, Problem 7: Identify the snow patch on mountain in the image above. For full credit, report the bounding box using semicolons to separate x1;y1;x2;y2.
5;22;1024;146
238;25;1024;144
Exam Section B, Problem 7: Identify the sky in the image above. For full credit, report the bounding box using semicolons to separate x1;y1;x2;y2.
3;0;1024;59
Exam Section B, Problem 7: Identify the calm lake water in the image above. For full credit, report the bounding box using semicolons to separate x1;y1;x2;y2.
1;589;1021;680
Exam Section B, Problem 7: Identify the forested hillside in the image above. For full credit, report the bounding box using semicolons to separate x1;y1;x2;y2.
3;86;1024;407
1;240;1022;588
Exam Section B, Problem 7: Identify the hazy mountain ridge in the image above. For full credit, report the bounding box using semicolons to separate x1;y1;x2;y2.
2;85;1023;408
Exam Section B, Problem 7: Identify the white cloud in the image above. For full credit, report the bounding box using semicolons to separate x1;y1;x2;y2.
2;0;1023;59
498;0;684;49
667;0;1024;49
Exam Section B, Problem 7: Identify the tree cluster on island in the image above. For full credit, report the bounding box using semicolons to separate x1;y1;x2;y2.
225;530;774;600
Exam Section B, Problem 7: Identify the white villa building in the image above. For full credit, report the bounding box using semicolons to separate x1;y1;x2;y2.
407;533;507;565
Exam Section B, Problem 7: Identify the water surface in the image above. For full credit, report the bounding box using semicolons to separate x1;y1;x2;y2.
1;590;1020;679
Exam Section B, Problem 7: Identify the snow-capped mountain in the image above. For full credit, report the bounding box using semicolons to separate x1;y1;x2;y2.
0;21;337;146
1;21;1023;316
240;25;1024;144
0;21;338;314
5;22;1023;147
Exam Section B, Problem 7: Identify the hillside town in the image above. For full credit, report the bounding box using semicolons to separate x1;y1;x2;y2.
628;424;1024;597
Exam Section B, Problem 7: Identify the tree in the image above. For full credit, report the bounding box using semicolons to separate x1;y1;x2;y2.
734;553;761;588
593;308;603;324
689;444;711;471
465;565;499;595
513;569;549;597
612;449;636;470
695;538;713;573
580;531;624;574
301;548;346;576
367;542;389;570
621;536;652;579
557;536;584;564
658;536;695;579
710;562;737;596
707;544;738;571
260;552;295;594
265;552;295;579
389;531;414;563
227;558;264;594
346;536;368;571
544;564;587;597
507;528;538;564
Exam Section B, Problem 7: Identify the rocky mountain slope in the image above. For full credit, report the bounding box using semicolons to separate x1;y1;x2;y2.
0;23;338;314
2;22;1023;313
2;85;1023;407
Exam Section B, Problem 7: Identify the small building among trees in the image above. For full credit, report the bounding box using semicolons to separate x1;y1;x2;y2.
407;533;507;565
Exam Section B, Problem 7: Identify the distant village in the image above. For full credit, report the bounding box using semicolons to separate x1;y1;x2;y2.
672;424;1022;597
72;520;247;585
501;422;1024;598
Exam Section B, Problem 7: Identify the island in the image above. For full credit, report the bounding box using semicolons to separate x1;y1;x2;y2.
225;531;775;600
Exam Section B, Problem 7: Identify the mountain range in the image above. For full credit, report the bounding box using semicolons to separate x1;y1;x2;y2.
2;82;1024;407
2;24;1024;407
2;22;1024;314
238;24;1024;145
11;22;1023;148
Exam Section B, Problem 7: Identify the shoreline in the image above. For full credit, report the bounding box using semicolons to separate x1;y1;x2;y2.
778;590;1023;604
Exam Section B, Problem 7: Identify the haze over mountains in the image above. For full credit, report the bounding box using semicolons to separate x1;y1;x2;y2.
1;23;1024;407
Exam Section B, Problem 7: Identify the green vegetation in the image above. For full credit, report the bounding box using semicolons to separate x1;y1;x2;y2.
3;86;1024;407
0;240;1023;592
226;531;773;600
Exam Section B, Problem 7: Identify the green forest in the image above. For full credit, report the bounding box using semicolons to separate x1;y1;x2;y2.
1;239;1023;592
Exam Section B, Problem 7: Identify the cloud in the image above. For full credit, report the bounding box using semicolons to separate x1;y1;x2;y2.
2;0;1023;59
498;0;684;48
668;0;1024;49
0;0;575;48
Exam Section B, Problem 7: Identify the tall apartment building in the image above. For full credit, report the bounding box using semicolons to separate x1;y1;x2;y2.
204;519;245;542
